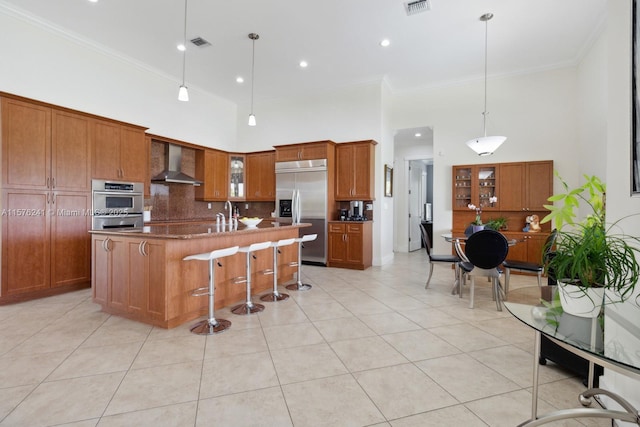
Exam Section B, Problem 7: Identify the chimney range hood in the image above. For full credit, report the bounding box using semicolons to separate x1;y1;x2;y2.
151;143;203;186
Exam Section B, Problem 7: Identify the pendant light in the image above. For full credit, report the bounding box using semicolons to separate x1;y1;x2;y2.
465;13;506;156
177;0;189;102
248;33;259;126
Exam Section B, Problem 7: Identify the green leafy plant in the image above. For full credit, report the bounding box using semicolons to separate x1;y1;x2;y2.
541;173;640;302
485;216;508;231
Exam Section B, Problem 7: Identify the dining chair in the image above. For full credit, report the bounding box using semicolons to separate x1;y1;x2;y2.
463;229;509;310
420;223;460;289
502;229;558;296
451;237;474;297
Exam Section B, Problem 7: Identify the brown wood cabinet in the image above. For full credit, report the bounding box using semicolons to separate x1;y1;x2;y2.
502;231;549;264
195;149;229;201
229;154;245;200
1;95;93;303
452;164;498;211
499;161;553;211
335;140;376;201
1;189;91;299
246;151;275;201
274;140;333;162
92;119;148;184
328;221;372;270
92;235;166;321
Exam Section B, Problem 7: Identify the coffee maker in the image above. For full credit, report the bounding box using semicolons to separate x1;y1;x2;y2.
349;201;365;220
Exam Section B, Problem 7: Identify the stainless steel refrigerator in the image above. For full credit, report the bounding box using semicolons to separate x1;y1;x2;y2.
275;159;327;265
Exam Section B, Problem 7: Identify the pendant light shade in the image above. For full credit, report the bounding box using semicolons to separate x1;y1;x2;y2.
248;33;259;126
178;0;189;102
466;13;505;156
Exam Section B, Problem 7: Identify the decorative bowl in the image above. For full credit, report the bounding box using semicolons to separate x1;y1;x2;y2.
239;217;262;228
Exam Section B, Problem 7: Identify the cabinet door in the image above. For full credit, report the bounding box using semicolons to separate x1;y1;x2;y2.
52;110;91;192
1;97;51;190
525;233;549;264
476;165;497;210
525;161;553;211
108;237;130;312
503;232;527;262
246;152;275;200
1;190;50;295
453;166;473;210
335;145;354;199
351;143;374;199
127;239;166;319
328;223;347;263
229;154;245;200
92;120;121;180
499;163;525;211
275;146;302;162
301;143;327;160
195;150;228;201
120;126;148;183
51;192;91;288
346;224;363;264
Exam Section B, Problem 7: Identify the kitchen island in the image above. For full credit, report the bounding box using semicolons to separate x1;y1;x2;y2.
90;221;309;328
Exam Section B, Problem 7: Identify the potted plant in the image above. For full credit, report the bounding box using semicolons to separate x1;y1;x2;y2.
467;196;498;234
485;216;508;231
540;173;640;317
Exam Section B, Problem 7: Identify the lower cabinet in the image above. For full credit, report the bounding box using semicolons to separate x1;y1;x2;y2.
92;235;166;322
1;189;91;302
328;221;372;270
503;232;550;264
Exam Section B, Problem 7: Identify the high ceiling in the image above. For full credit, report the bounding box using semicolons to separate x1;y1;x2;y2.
1;0;607;106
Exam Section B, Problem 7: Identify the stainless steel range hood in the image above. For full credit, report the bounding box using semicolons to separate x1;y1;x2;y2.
151;143;203;186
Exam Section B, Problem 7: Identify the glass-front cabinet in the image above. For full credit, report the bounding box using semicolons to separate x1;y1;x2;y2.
452;164;498;210
229;154;245;200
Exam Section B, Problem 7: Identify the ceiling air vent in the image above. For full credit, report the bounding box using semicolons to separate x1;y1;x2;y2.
404;0;431;16
190;37;211;47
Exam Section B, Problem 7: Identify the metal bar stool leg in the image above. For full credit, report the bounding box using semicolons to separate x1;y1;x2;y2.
261;238;295;302
286;234;316;291
231;241;270;315
184;246;239;335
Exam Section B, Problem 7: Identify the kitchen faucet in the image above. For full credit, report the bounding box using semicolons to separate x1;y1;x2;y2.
216;212;226;226
224;200;233;224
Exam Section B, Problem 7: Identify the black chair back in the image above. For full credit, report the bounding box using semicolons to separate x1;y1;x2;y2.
420;223;432;256
465;229;509;269
542;228;558;261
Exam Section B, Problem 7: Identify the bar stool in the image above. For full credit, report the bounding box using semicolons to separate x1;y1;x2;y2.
183;245;239;335
231;241;271;315
261;238;296;302
286;234;317;291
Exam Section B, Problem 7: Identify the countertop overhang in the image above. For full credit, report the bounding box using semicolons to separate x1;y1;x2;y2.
89;221;311;239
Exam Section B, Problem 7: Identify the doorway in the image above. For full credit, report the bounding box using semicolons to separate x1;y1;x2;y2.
408;160;433;251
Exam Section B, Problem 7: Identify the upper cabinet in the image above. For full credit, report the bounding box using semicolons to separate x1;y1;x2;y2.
92;119;148;184
229;154;245;200
335;140;377;201
274;140;333;162
1;97;91;192
498;161;553;211
452;164;498;211
452;160;553;212
195;148;229;201
246;151;275;201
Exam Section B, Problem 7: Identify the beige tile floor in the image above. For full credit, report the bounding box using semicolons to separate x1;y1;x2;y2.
0;251;611;427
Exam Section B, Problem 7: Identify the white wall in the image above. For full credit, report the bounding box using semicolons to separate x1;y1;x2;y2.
599;0;640;418
0;7;237;150
389;69;580;253
235;82;395;266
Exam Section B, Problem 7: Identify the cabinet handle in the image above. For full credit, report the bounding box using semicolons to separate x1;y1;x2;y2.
102;237;112;252
138;241;148;256
51;193;55;204
46;193;50;204
51;177;55;189
46;177;50;189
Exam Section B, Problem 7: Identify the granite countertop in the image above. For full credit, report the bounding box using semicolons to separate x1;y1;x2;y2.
89;221;309;239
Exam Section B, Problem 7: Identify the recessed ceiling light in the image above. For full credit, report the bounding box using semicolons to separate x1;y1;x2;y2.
299;60;308;68
88;0;98;3
380;39;391;47
236;76;244;84
177;43;186;51
415;133;422;137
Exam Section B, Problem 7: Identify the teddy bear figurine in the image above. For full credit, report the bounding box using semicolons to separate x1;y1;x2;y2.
525;214;541;232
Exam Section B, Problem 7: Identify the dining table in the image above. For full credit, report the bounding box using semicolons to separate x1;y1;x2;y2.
504;286;640;426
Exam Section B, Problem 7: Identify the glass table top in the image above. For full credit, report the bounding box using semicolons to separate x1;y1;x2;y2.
504;286;640;374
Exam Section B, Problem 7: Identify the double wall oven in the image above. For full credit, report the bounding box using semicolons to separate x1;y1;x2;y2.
91;179;144;230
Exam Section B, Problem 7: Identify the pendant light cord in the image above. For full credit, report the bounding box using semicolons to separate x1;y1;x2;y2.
482;14;489;138
250;36;255;114
181;0;188;86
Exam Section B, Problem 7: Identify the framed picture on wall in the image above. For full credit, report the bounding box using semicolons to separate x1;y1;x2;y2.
384;164;393;197
633;0;640;194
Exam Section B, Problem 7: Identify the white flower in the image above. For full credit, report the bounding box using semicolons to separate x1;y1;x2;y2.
489;196;498;204
467;204;477;210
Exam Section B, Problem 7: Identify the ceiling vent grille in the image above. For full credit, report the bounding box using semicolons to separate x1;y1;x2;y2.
190;37;211;47
404;0;431;16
